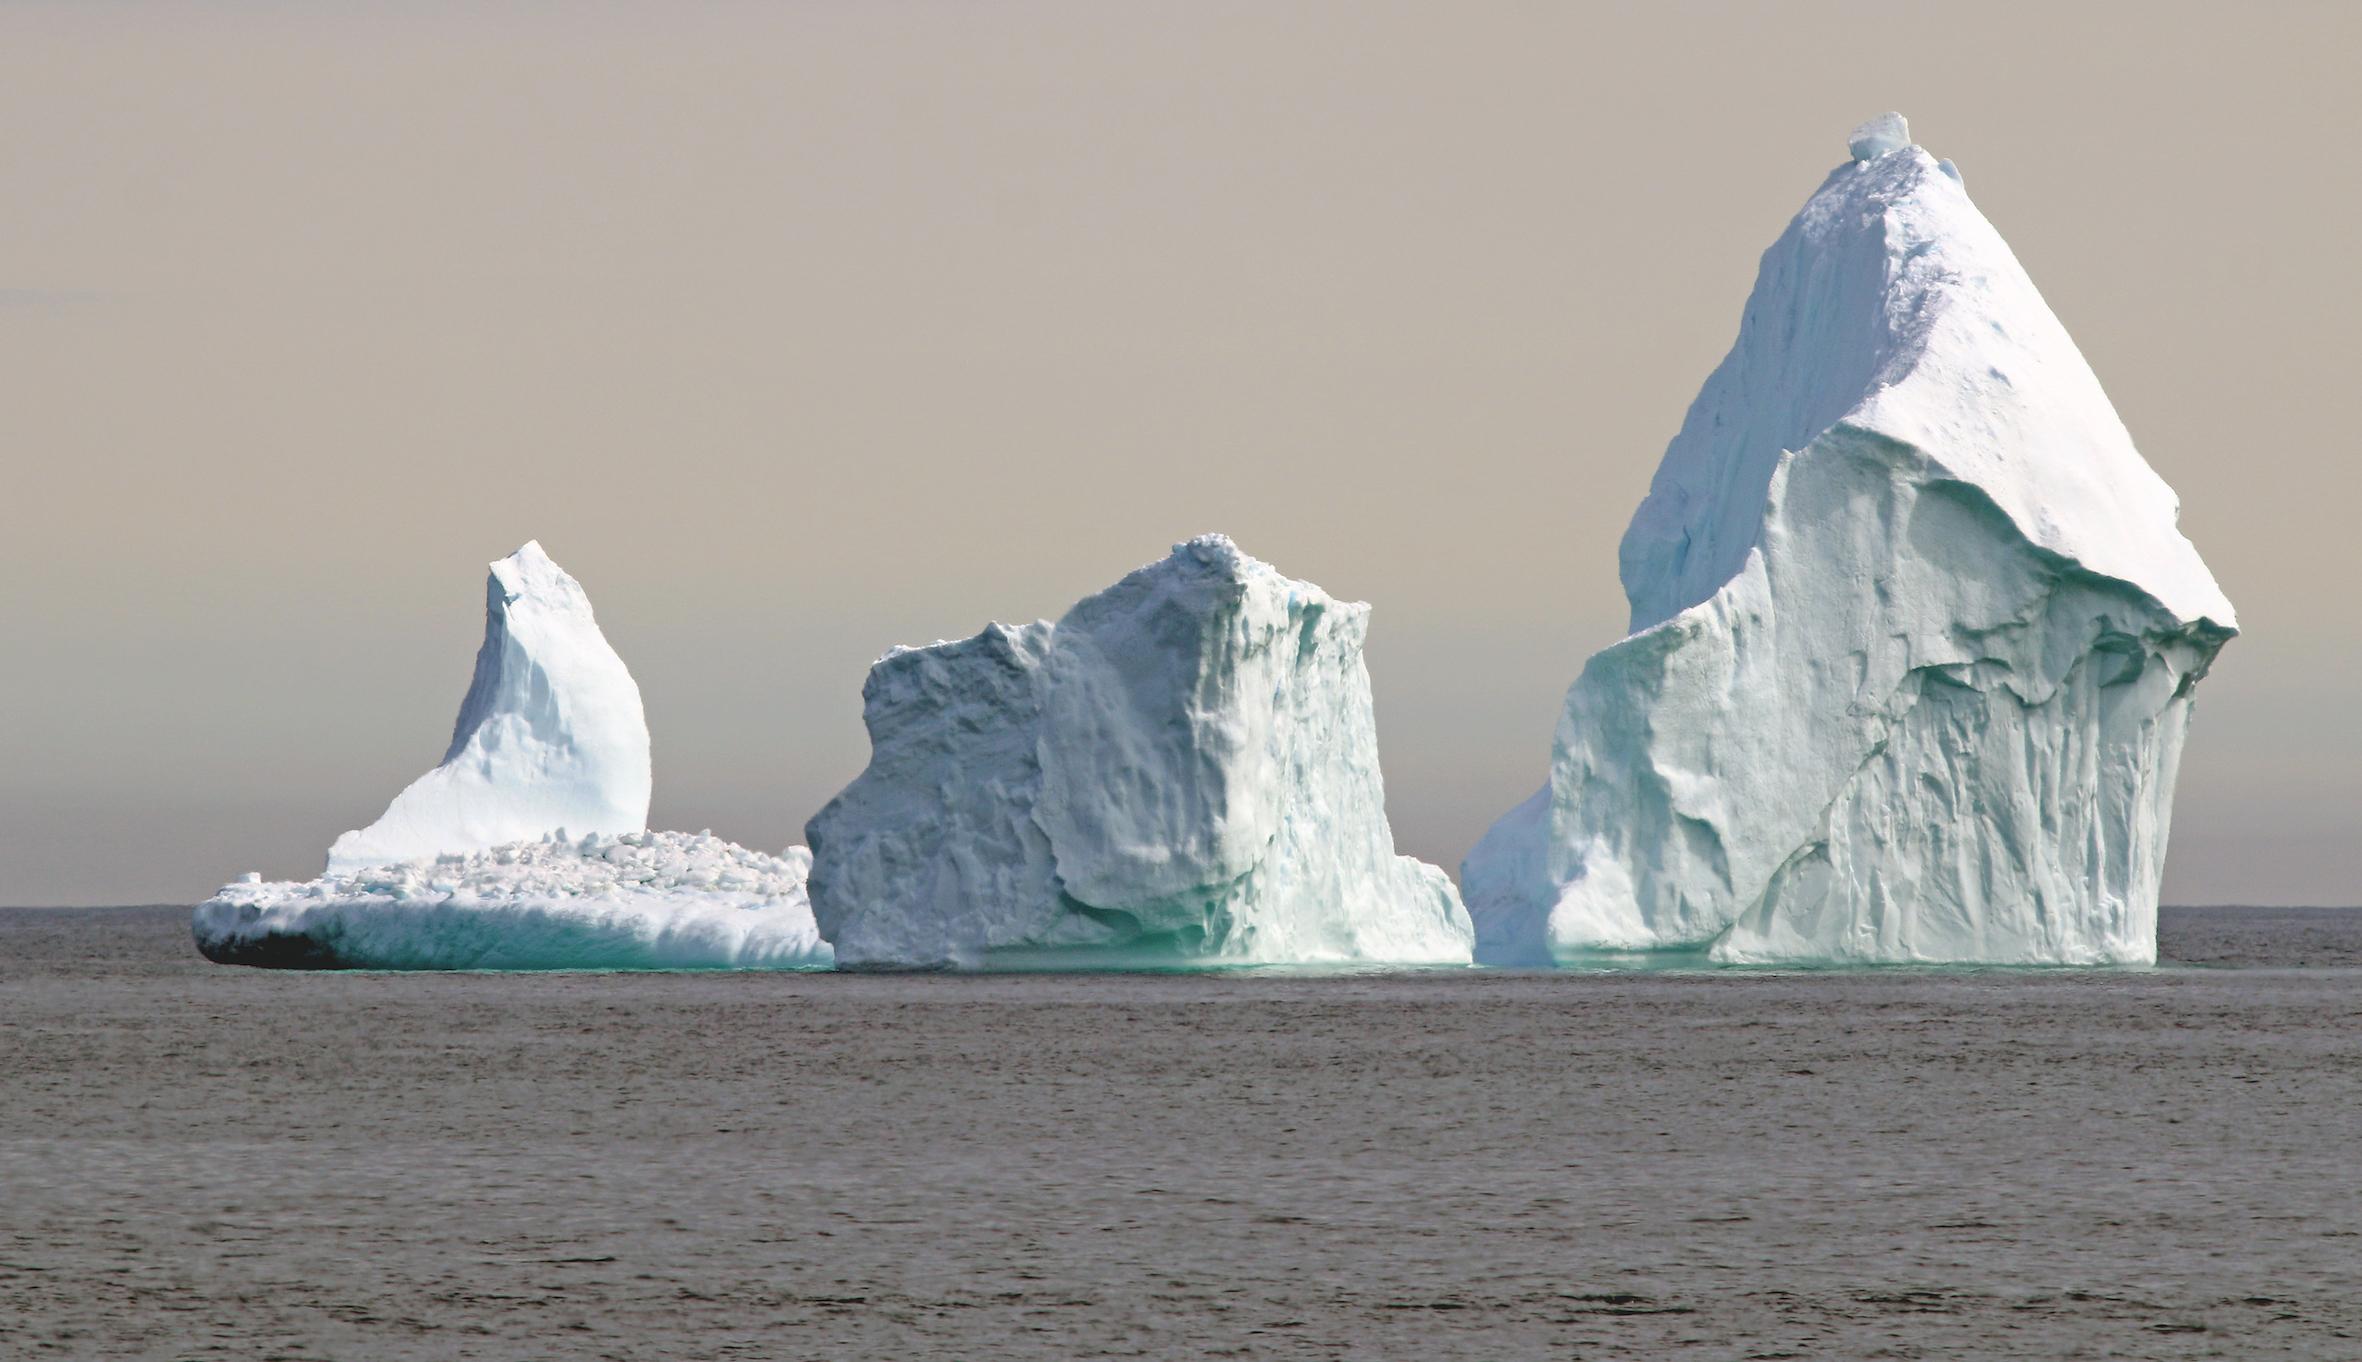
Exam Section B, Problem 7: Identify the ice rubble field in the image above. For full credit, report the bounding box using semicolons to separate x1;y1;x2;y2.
195;832;831;971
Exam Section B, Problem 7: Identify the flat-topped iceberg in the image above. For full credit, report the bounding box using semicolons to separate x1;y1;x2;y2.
195;831;830;970
326;541;651;875
807;535;1472;969
1462;114;2236;967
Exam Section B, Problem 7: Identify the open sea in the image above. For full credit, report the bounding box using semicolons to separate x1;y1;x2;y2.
3;904;2357;1360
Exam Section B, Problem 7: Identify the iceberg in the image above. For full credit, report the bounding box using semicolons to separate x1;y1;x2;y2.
806;535;1472;969
1462;114;2236;967
195;541;827;970
195;831;831;970
325;541;651;875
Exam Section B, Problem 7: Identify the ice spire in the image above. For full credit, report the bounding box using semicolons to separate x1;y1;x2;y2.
324;541;651;874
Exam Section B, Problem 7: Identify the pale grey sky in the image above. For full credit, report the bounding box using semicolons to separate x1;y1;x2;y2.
3;1;2355;905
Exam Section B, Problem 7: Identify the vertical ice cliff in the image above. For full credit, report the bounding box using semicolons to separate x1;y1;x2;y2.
325;541;653;875
806;535;1472;969
1462;114;2236;966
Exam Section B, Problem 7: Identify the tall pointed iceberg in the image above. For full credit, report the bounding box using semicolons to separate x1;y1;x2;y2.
1462;115;2236;966
807;535;1472;969
197;542;828;971
325;541;652;874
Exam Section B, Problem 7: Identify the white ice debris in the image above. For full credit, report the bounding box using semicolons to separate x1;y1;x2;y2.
194;831;830;970
806;535;1472;969
325;541;651;875
1462;115;2235;967
1848;111;1911;161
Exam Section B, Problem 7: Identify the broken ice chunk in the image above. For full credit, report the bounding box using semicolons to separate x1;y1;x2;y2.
1848;112;1911;161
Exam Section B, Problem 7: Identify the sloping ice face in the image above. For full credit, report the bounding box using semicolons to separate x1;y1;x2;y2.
806;535;1472;969
1462;116;2235;967
324;541;653;875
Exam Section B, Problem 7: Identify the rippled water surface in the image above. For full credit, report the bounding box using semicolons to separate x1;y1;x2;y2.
4;905;2359;1359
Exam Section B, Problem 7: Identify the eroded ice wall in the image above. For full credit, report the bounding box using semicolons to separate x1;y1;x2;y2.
807;535;1471;969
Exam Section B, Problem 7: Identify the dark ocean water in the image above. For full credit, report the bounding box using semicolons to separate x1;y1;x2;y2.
3;904;2358;1360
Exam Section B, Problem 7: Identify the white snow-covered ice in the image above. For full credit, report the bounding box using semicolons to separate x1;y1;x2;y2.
806;535;1472;969
1847;111;1912;162
195;831;831;970
325;541;651;875
195;541;826;970
1462;115;2235;967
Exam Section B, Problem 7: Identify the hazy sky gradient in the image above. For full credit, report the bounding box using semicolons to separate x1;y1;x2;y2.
4;1;2356;905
